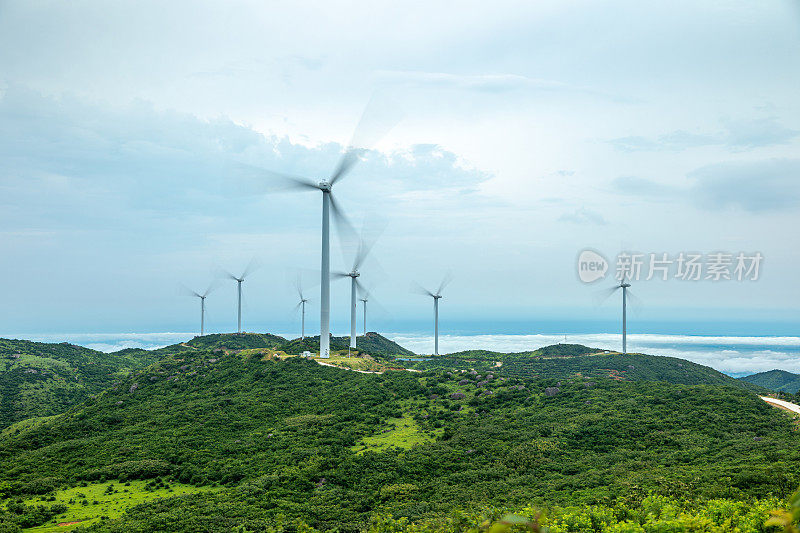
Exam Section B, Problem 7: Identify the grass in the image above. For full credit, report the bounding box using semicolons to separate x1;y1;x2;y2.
350;413;436;454
1;415;61;438
323;354;387;372
18;480;213;532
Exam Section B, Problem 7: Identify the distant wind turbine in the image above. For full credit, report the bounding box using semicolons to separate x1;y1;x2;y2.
359;292;369;337
334;231;381;351
596;280;640;354
294;278;310;340
183;283;218;337
224;260;258;334
239;100;400;358
413;273;453;356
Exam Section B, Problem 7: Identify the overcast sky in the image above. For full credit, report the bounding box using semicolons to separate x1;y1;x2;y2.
0;0;798;337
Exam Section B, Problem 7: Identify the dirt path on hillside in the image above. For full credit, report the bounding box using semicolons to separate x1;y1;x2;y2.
315;360;380;374
760;396;800;415
314;360;420;374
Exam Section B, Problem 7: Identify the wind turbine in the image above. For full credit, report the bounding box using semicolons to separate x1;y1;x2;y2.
249;103;399;358
413;273;453;356
294;280;310;340
184;283;218;337
359;292;369;337
596;280;639;354
334;234;380;351
224;261;258;334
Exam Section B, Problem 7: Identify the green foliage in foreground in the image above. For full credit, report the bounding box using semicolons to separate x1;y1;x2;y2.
367;491;800;532
0;344;797;531
0;480;211;532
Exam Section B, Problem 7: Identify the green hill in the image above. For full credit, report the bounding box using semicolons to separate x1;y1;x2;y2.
133;332;289;356
277;332;415;357
401;343;764;390
740;369;800;394
0;339;797;531
0;338;161;430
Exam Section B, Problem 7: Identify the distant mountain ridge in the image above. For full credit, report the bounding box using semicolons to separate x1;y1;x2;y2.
740;369;800;393
0;338;162;429
0;334;768;435
402;343;766;391
277;331;415;357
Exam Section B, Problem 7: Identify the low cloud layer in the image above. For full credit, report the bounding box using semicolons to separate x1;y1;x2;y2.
612;159;800;212
390;332;800;375
609;117;799;152
0;86;490;236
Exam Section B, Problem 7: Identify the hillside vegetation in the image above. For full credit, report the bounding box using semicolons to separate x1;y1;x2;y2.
398;343;765;390
278;332;415;358
0;331;416;435
0;338;798;531
0;338;161;429
741;369;800;394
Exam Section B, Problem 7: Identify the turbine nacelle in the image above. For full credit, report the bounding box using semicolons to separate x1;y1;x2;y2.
348;270;360;278
318;180;332;192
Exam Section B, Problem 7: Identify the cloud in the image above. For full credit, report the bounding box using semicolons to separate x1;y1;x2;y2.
608;117;799;152
376;70;570;94
689;159;800;212
612;176;679;198
374;70;631;101
611;159;800;212
0;85;491;237
387;332;800;374
558;207;607;225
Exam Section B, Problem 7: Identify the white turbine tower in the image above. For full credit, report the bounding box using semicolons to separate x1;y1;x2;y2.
224;261;257;334
596;280;639;354
359;293;368;336
620;281;631;354
334;235;380;351
184;282;217;337
414;273;453;356
248;103;400;358
294;279;309;340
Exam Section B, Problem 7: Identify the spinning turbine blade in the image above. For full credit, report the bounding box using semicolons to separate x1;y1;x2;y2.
294;272;305;301
436;271;454;296
328;148;365;186
179;283;205;299
411;282;435;298
593;285;619;307
221;269;240;281
626;288;644;316
202;280;221;298
329;193;357;248
351;218;386;271
354;278;366;293
240;257;260;280
230;162;320;195
328;95;403;186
